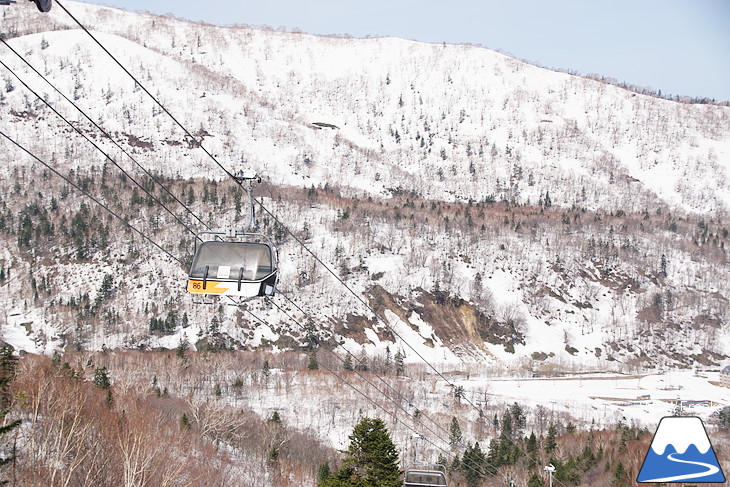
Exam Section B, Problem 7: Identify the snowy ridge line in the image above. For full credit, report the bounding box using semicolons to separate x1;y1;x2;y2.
12;0;730;215
0;37;203;241
1;0;727;438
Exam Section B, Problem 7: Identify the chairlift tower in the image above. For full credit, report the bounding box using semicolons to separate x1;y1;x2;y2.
544;463;556;487
233;170;262;233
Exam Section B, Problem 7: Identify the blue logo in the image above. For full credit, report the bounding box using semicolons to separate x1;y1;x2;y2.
637;416;725;483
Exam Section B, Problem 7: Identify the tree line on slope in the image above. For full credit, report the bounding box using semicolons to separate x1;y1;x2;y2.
1;163;728;364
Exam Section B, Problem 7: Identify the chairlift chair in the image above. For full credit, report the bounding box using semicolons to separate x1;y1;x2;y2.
403;466;448;487
187;171;278;300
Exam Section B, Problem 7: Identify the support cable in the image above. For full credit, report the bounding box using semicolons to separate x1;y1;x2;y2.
269;296;449;446
50;5;572;482
0;129;184;266
55;0;239;183
268;294;513;481
276;291;456;443
0;55;201;242
0;36;210;233
242;305;505;481
59;0;491;428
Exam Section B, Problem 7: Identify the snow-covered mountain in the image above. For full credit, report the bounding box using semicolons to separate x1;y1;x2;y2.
1;1;729;372
650;417;712;455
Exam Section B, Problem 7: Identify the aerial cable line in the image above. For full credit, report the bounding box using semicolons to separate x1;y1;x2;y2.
0;129;184;267
243;305;450;452
49;3;420;379
53;6;557;474
248;169;545;475
253;197;489;408
276;291;456;443
60;0;486;418
55;0;239;184
0;37;210;233
11;9;550;481
271;299;508;484
0;55;201;242
269;294;450;447
272;291;504;476
260;295;502;482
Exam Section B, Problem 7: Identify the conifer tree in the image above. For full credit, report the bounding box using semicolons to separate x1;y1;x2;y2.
308;352;319;370
613;461;628;485
176;335;190;363
394;349;404;376
262;359;271;379
180;413;191;431
436;453;447;471
0;347;21;483
509;402;526;436
527;473;543;487
545;423;558;453
343;354;353;371
93;366;111;389
450;452;461;472
320;417;400;487
449;416;463;449
317;463;331;483
719;406;730;429
461;442;487;487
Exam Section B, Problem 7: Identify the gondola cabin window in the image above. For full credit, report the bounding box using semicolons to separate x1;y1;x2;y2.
404;470;447;487
187;240;277;298
189;242;273;281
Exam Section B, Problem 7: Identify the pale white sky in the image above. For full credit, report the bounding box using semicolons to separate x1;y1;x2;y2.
76;0;730;102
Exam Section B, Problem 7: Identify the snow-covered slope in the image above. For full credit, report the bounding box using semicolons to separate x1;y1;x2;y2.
3;1;729;213
0;1;729;372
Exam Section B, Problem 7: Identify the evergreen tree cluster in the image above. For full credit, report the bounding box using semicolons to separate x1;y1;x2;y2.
318;417;400;487
485;403;527;470
149;310;184;335
0;346;21;484
16;202;54;250
442;403;636;487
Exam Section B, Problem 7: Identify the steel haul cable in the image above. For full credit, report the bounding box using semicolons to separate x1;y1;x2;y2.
0;129;183;266
0;36;210;233
55;0;240;183
49;4;569;483
1;38;462;471
0;55;202;243
244;303;503;482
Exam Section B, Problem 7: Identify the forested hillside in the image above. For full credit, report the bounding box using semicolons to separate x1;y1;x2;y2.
0;2;729;485
1;349;728;486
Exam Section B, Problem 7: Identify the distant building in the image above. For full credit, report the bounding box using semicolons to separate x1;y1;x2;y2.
721;365;730;388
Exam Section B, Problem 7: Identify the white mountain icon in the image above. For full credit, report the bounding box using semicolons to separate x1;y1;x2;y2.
638;416;725;483
650;417;711;455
